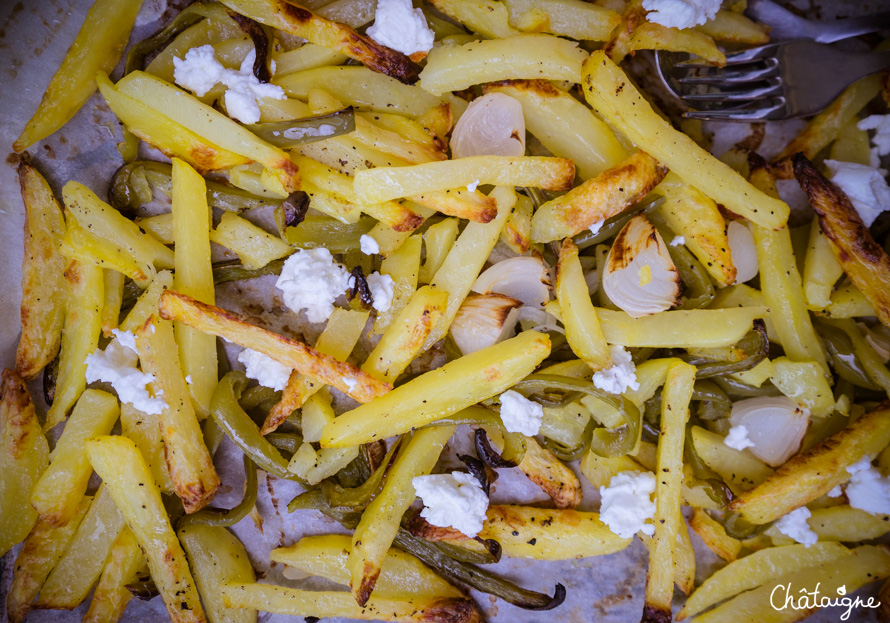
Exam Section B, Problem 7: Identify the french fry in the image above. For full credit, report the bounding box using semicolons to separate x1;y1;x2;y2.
516;437;581;509
504;0;620;41
219;0;419;83
172;158;218;419
262;308;369;434
272;534;463;599
418;218;459;285
13;0;145;151
210;211;293;270
86;435;205;623
0;369;48;557
158;290;391;403
15;160;67;379
677;542;852;620
423;187;515;347
135;317;220;513
556;239;611;371
119;270;174;333
794;154;890;327
31;389;119;525
419;34;588;96
803;218;844;311
179;524;257;623
582;51;789;229
83;527;145;623
430;0;519;38
485;79;627;180
373;234;422;333
35;484;126;609
596;307;768;348
44;259;104;430
643;360;695;622
348;425;455;605
829;116;872;165
765;505;890;544
6;498;91;623
501;193;532;254
580;450;646;488
220;583;480;622
531;151;665;243
354;156;575;204
362;286;449;384
770;357;834;418
61;219;152;285
411;189;498;224
101;269;125;337
273;43;348;77
689;508;742;563
352;115;447;165
728;404;890;524
321;330;550;448
695;10;769;44
690;425;773;492
822;282;875;319
625;23;726;66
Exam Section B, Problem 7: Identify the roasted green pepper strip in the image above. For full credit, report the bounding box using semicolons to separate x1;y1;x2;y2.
318;439;402;511
815;319;881;390
286;215;377;253
821;318;890;395
239;385;281;411
713;375;782;398
178;454;258;528
518;186;547;210
430;405;527;464
684;425;733;506
691;380;733;420
266;433;302;458
210;372;306;482
683;323;769;378
543;418;596;461
721;512;772;540
430;539;501;565
212;259;286;285
573;197;664;250
246;108;356;148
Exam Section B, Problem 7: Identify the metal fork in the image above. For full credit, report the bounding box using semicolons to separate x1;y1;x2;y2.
745;0;890;43
657;41;890;122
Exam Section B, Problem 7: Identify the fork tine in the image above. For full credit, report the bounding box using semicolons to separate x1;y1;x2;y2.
679;82;783;103
675;62;780;85
675;44;779;70
682;100;786;122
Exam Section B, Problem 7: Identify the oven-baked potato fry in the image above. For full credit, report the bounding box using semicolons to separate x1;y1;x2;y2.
15;160;67;379
803;215;845;311
82;527;145;623
430;0;518;39
689;508;742;563
517;437;581;509
210;211;293;270
556;239;611;371
159;290;391;403
596;307;768;348
690;425;773;492
504;0;620;41
794;153;890;327
86;435;205;623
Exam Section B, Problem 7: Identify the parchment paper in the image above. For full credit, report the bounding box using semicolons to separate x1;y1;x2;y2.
0;1;886;621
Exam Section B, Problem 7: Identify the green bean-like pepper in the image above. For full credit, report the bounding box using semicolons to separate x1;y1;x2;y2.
318;439;402;511
686;322;769;378
178;454;258;529
721;512;772;540
683;425;733;506
543;418;596;461
210;372;306;482
712;375;783;399
518;186;547;210
286;215;377;253
125;4;208;75
822;318;890;395
246;108;357;148
573;197;665;250
429;538;502;565
429;405;527;464
815;319;881;390
212;258;286;285
202;418;226;456
266;433;302;458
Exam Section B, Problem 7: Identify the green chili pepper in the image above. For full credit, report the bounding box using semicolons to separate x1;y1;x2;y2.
286;215;377;253
210;372;306;482
317;439;402;512
202;418;226;456
212;258;287;285
684;425;733;506
815;319;881;390
721;512;771;540
713;375;782;398
336;446;373;488
125;4;207;75
821;318;890;394
265;433;302;458
246;108;356;148
573;197;665;250
239;385;281;411
429;405;527;464
543;417;595;461
178;454;258;529
518;186;547;210
430;538;501;565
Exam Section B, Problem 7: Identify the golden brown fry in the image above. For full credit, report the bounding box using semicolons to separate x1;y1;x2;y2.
793;153;890;327
410;189;498;224
728;403;890;524
83;527;145;623
689;508;742;563
695;10;769;44
159;290;391;403
15;159;67;379
626;23;726;66
219;0;420;83
517;437;581;509
530;150;666;243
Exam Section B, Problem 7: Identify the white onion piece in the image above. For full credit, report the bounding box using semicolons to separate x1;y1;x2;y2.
516;306;565;334
450;294;522;355
472;256;551;308
451;93;526;159
730;396;809;467
602;215;680;318
860;322;890;363
728;220;759;284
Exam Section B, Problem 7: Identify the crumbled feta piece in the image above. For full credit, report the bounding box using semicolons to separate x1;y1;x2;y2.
84;332;167;415
824;159;890;228
859;114;890;158
237;348;291;392
360;234;380;255
592;345;640;394
827;485;843;498
599;471;657;539
367;271;395;312
467;179;480;193
724;424;755;451
588;220;604;236
845;457;890;515
412;472;489;537
498;390;543;436
173;45;285;124
185;375;193;385
276;248;351;323
641;0;721;29
341;377;358;392
670;236;685;247
367;0;435;56
775;507;818;546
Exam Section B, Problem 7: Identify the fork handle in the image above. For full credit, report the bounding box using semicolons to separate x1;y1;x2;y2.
813;12;890;44
747;0;890;44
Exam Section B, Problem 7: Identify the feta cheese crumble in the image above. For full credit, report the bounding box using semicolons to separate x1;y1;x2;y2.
366;271;395;312
238;348;291;392
360;234;380;255
498;390;543;436
724;424;755;451
366;0;435;56
827;485;843;498
588;220;604;236
412;472;489;537
592;345;640;394
858;114;890;162
173;45;285;124
641;0;721;29
845;456;890;515
599;471;657;538
276;248;351;323
824;159;890;228
670;235;685;247
775;507;818;546
84;330;167;415
467;179;480;193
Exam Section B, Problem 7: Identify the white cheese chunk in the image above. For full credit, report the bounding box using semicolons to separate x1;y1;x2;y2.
599;471;657;539
845;456;890;515
366;0;435;56
858;114;890;159
276;247;351;323
592;345;640;394
412;472;489;537
498;390;543;436
588;219;604;236
724;424;755;452
669;235;685;247
366;271;395;312
360;234;380;255
824;159;890;228
237;348;291;392
774;507;818;546
84;330;167;415
641;0;721;29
